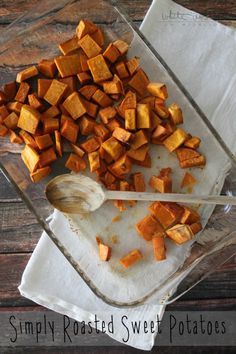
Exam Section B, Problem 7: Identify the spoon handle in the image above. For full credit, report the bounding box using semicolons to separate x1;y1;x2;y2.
105;191;236;206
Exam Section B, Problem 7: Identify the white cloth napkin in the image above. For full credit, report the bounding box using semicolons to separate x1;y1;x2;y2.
19;0;236;350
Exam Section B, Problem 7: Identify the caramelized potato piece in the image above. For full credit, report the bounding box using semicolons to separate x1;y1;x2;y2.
63;92;86;119
77;72;91;84
54;54;81;77
94;124;110;141
126;57;140;76
16;66;38;83
133;172;146;192
55;130;62;157
181;172;197;188
102;137;124;160
76;19;97;39
15;82;30;103
113;39;129;55
4;112;19;129
149;175;172;193
70;143;85;157
59;36;79;55
88;151;100;172
190;222;202;235
168;103;183;125
99;243;112;261
80;137;100;153
125;108;136;130
0;105;9;121
136;215;164;241
44;79;68;106
38;59;57;78
166;224;193;245
9;130;23;144
127;144;149;162
28;93;44;111
130;130;148;150
3;82;16;100
120;249;142;269
30;166;51;183
103;43;120;63
43;118;59;134
147;82;168;100
79;115;96;135
137;103;151;129
180;207;200;225
118;91;137;117
152;236;166;261
149;202;184;229
79;84;97;100
21;145;40;172
163;128;188;152
112;127;131;143
38;79;52;98
87;54;112;83
79;34;102;58
92;89;112;107
115;61;129;79
184;136;201;149
19;130;37;149
61;119;79;144
41;105;60;119
128;69;149;96
17;105;41;135
109;154;132;178
99;106;117;124
7;102;23;114
0;124;8;136
35;134;53;150
39;147;57;168
65;153;86;173
91;28;104;47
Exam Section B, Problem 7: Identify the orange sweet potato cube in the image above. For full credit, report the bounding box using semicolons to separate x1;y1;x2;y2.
28;93;44;111
44;79;68;106
38;79;52;98
88;151;100;172
76;19;98;39
118;91;137;117
107;118;121;133
41;105;60;120
63;92;86;119
115;61;129;79
15;82;30;103
113;39;129;55
39;147;57;168
152;236;166;261
35;134;53;150
30;166;51;183
127;144;149;162
103;43;120;63
9;130;23;144
133;172;146;192
79;116;96;135
119;249;142;269
79;34;102;58
103;80;122;95
55;130;63;157
180;156;206;168
99;243;112;262
136;215;164;241
0;105;9;121
0;124;8;136
92;89;112;107
43;118;59;134
70;143;85;157
109;154;132;178
21;145;40;172
17;105;41;134
112;127;131;143
59;76;77;97
166;224;193;245
79;85;97;100
176;148;206;168
81;98;98;118
137;103;151;129
59;36;79;55
128;69;149;96
180;207;200;225
38;59;57;78
4;112;19;129
126;57;140;76
190;222;202;235
102;137;124;160
16;66;38;83
77;72;91;84
80;137;100;153
168;103;183;125
131;130;148;150
65;153;86;173
181;172;197;188
91;28;104;47
79;52;89;71
3;82;16;101
99;106;117;124
154;100;170;118
125;109;136;130
87;54;112;83
184;136;201;149
54;54;81;78
149;175;172;193
149;202;184;229
135;153;152;168
147;82;168;100
19;130;37;149
163;128;188;152
94;124;110;141
61;119;79;144
7;102;23;114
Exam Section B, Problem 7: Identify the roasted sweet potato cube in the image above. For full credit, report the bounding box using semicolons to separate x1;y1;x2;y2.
38;79;52;98
15;82;30;103
112;127;131;143
180;156;206;168
99;146;113;164
180;207;200;225
109;154;132;178
35;134;53;150
28;93;44;111
150;111;162;131
91;28;104;47
128;69;149;96
30;166;51;183
16;66;38;83
135;153;152;168
21;145;40;172
125;109;136;130
147;82;168;100
119;249;142;268
136;215;164;241
79;116;95;135
176;148;201;162
102;137;124;160
163;128;188;152
80;137;100;153
54;54;81;78
65;153;86;172
118;91;137;118
181;172;197;188
103;43;120;63
44;79;68;106
154;101;169;118
88;151;100;172
0;124;8;136
4;112;19;129
61;119;79;144
99;106;117;124
190;222;202;235
70;143;85;157
41;106;60;120
17;105;41;134
107;118;121;132
59;36;79;55
9;130;23;144
126;57;140;76
81;98;98;118
166;224;193;244
149;175;172;193
76;19;98;39
79;85;97;100
54;131;62;157
152;236;166;261
63;92;86;120
168;103;183;125
7;102;23;114
38;59;57;78
103;171;116;186
92;89;112;107
79;34;102;58
184;136;201;149
39;147;57;168
137;103;151;129
19;130;37;149
87;54;112;83
113;39;129;55
99;243;112;261
127;144;149;162
131;130;148;150
133;172;146;192
59;76;77;97
3;82;16;101
149;202;184;229
43;118;59;134
103;80;122;94
77;72;91;84
94;124;110;141
115;61;129;79
0;105;9;121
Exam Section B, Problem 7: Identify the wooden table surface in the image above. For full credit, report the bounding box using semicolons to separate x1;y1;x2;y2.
0;1;236;353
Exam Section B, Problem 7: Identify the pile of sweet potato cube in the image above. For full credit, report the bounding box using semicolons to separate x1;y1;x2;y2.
0;19;205;267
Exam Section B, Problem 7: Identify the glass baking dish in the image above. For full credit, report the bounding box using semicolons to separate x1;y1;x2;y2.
1;0;236;307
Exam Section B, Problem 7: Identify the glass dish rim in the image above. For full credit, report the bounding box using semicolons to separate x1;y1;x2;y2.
0;0;236;308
